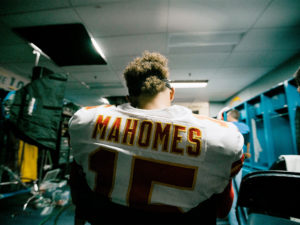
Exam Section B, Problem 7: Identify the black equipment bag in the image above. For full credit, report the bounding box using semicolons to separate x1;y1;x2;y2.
9;72;68;150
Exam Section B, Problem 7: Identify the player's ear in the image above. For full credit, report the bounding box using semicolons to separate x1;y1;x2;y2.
170;87;175;102
126;95;130;103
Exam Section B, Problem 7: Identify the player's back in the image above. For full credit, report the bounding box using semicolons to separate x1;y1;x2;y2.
69;103;243;213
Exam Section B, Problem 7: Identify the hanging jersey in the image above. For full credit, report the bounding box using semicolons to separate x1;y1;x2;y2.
68;103;244;212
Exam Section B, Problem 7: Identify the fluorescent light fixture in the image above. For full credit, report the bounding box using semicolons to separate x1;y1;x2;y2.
29;42;52;66
99;97;109;104
81;81;90;89
91;37;106;60
170;80;208;88
168;32;244;47
29;42;51;59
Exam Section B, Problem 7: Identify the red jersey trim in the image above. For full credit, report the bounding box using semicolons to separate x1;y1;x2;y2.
230;154;245;177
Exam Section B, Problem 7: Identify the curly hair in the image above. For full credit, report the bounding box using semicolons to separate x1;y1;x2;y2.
123;51;170;96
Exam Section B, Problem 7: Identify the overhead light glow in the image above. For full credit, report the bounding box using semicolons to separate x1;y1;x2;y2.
29;42;50;59
99;97;109;104
170;80;208;88
91;37;106;60
168;32;244;47
81;81;90;89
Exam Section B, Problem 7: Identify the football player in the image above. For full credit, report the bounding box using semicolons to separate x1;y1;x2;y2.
68;51;244;225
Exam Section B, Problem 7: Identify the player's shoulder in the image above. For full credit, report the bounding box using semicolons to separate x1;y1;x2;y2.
171;104;191;111
70;104;115;126
192;114;243;153
170;104;193;116
82;104;115;111
77;104;115;115
192;114;232;129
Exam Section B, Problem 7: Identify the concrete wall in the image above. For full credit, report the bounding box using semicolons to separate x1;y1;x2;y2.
208;53;300;118
177;101;210;116
226;53;300;107
209;102;226;118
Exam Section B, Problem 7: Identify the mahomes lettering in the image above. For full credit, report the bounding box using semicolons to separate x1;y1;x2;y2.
92;114;202;157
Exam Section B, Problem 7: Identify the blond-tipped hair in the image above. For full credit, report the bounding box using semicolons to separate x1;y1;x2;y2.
123;51;170;96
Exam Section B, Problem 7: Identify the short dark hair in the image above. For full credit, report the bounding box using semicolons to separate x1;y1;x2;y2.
228;109;240;120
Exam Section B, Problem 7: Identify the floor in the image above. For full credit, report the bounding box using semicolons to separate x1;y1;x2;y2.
0;191;76;225
0;189;230;225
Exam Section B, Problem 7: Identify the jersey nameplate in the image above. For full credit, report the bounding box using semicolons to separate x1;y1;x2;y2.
91;114;203;158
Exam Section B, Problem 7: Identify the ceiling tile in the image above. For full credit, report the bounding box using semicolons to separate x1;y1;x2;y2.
169;69;217;80
168;45;234;54
186;67;274;102
255;0;300;28
224;50;299;67
70;70;121;83
0;0;299;106
0;0;70;15
97;34;167;58
0;44;35;63
168;53;229;69
1;63;32;78
66;92;125;106
65;81;86;89
61;65;109;73
235;27;300;51
214;67;272;84
64;90;102;106
173;88;210;102
2;60;64;78
0;8;80;28
75;0;168;37
70;0;126;6
168;0;270;33
86;81;124;90
0;22;25;46
107;55;138;70
66;86;127;100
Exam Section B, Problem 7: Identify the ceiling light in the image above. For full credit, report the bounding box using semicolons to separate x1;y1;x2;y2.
14;23;107;66
170;80;208;88
29;43;50;58
99;97;109;104
81;81;90;89
29;42;51;65
91;37;106;60
168;32;244;47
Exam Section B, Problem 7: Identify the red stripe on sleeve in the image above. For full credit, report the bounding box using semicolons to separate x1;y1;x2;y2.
230;154;245;177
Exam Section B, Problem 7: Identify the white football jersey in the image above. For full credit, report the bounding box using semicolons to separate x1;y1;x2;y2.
68;103;244;212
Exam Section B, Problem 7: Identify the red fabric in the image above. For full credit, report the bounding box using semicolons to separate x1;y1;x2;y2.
231;154;245;177
215;154;245;218
215;180;234;218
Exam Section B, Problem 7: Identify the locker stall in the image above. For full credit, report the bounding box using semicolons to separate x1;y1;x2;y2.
226;77;300;175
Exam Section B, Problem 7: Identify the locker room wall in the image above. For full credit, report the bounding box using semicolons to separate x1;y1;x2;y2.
209;53;300;118
226;53;300;107
224;76;300;174
209;102;226;118
178;101;209;116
